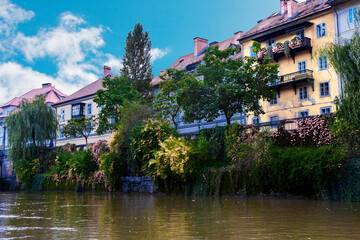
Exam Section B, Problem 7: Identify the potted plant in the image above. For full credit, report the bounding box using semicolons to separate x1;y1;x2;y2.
289;36;302;48
272;42;284;53
257;47;267;59
284;40;291;58
266;45;273;58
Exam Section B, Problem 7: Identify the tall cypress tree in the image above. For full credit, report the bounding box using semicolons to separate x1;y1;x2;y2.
121;23;153;100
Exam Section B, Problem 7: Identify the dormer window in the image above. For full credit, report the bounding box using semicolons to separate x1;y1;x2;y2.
71;103;85;118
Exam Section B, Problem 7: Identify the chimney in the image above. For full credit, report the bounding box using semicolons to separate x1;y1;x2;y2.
281;0;288;15
233;31;243;43
103;65;111;77
194;37;208;57
42;83;51;88
287;0;298;18
160;69;167;75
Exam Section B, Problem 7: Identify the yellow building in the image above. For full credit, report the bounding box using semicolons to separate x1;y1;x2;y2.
52;66;115;147
239;0;338;124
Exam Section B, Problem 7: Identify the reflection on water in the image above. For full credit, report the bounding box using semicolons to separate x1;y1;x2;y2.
0;192;360;239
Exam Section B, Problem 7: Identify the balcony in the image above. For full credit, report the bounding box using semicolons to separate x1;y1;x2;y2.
258;37;312;63
270;69;314;97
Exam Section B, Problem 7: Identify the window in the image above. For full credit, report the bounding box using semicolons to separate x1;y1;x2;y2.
60;109;65;122
299;110;309;118
252;117;260;124
316;23;327;38
71;104;84;118
238;117;246;125
298;61;306;73
59;126;64;139
320;82;330;97
87;103;92;115
320;107;331;114
109;117;115;125
269;115;279;129
299;86;308;100
270;93;278;105
86;122;92;134
318;55;328;70
266;39;276;47
296;30;305;39
349;8;357;23
99;105;104;112
250;46;257;57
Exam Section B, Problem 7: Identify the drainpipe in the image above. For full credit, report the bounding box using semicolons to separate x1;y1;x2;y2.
332;7;340;43
2;125;6;156
331;6;343;95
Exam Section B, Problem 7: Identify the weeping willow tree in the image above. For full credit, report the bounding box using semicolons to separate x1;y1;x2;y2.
320;30;360;154
5;94;58;162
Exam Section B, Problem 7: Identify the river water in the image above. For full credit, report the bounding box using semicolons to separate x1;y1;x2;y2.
0;192;359;239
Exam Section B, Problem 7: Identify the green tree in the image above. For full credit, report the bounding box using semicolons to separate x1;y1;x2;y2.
62;115;97;145
321;31;360;153
182;46;279;125
153;69;197;129
99;100;153;188
94;76;141;133
121;23;153;100
6;94;58;161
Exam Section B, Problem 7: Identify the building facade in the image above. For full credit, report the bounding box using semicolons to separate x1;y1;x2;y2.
52;66;115;147
152;33;247;135
0;83;66;179
327;0;360;41
238;0;339;125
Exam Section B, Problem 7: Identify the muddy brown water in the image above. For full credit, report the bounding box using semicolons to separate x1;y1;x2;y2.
0;192;359;239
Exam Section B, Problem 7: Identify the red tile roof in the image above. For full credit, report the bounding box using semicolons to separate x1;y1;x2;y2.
151;37;242;85
1;85;66;108
52;74;117;106
240;0;331;40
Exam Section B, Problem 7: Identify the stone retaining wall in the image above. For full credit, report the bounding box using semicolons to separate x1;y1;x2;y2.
122;177;156;193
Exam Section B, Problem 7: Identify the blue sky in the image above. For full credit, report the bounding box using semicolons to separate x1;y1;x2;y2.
0;0;306;104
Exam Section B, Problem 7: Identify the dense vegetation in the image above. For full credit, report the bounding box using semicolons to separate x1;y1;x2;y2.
5;25;360;202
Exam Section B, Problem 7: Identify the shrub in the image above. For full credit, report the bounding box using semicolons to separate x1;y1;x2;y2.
87;140;110;166
54;150;96;180
225;124;272;170
62;143;76;153
271;115;334;147
128;119;178;176
256;145;347;196
14;158;40;187
149;136;205;192
99;151;123;190
197;126;230;165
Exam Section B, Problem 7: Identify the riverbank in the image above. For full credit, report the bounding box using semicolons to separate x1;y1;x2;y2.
2;155;359;202
4;117;360;201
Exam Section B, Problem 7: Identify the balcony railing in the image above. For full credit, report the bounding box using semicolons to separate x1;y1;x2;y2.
258;37;312;63
271;69;313;86
270;69;314;97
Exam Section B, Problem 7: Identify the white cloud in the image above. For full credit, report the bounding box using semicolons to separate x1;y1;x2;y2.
14;15;104;64
150;48;170;62
0;0;34;55
0;1;167;106
0;0;34;29
0;62;81;104
60;12;85;29
12;12;106;84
